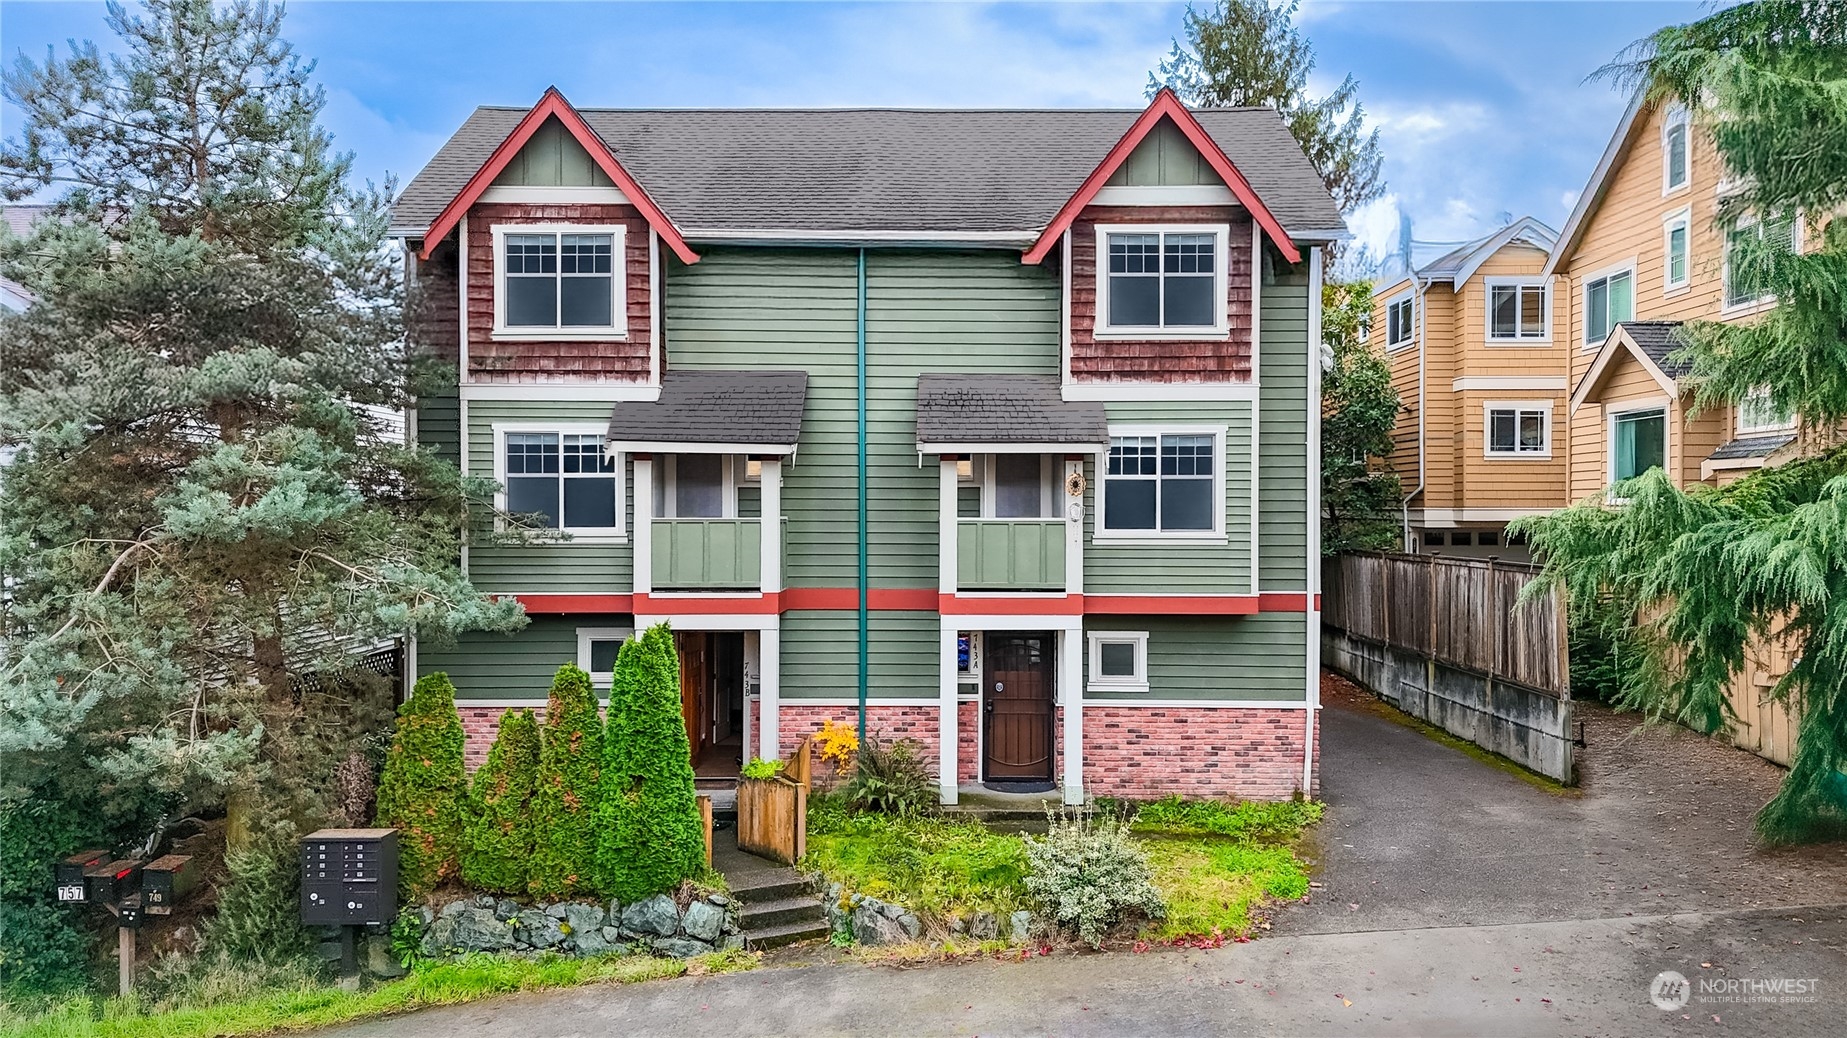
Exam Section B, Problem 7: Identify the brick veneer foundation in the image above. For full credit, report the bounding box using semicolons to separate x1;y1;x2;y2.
774;703;941;764
1082;706;1320;799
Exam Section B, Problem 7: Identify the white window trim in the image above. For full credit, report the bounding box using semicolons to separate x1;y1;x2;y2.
490;223;629;341
1383;290;1415;353
1720;213;1800;316
1093;223;1232;341
1580;259;1637;351
1482;277;1551;344
1086;630;1150;693
1483;400;1554;460
1605;399;1672;490
1094;423;1228;543
1736;387;1797;436
656;453;742;519
577;626;635;689
492;421;627;541
1661;207;1692;295
1661;103;1691;197
978;453;1054;519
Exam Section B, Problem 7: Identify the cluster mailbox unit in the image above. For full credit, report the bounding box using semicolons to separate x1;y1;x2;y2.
300;828;398;927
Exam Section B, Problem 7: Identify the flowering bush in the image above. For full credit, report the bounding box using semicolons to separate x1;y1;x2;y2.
812;719;859;784
1023;806;1166;947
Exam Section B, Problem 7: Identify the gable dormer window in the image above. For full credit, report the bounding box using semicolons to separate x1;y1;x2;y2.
1095;224;1230;338
492;224;627;338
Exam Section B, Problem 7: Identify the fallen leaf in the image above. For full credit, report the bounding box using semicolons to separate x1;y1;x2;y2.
1341;999;1353;1008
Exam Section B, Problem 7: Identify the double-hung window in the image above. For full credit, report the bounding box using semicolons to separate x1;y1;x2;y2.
1385;294;1414;351
495;225;625;335
1101;430;1219;536
1610;408;1667;483
1097;226;1227;335
1723;214;1796;309
1583;267;1634;347
501;427;622;535
1486;280;1548;341
1662;104;1690;194
1485;403;1550;458
1662;209;1691;291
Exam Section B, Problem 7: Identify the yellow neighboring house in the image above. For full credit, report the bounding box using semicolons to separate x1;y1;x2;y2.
1372;216;1566;559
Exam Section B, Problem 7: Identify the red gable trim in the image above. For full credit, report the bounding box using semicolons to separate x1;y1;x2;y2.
1022;88;1301;266
419;87;698;265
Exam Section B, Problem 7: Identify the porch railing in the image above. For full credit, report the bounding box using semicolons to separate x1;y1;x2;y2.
651;518;762;590
955;518;1066;591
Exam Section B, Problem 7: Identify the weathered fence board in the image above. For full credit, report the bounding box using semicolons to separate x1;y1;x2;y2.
736;735;812;864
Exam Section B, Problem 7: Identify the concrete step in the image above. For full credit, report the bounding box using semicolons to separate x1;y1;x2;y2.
737;894;826;930
726;874;812;903
743;917;831;950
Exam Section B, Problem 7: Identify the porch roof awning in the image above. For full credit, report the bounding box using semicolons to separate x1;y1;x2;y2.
914;374;1109;453
607;370;808;454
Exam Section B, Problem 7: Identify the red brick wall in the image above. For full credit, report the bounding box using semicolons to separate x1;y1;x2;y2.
1082;706;1319;800
776;703;942;777
1069;205;1256;383
957;700;980;784
464;202;652;382
459;705;550;772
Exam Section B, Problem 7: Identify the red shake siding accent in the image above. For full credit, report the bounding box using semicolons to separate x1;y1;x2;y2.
1082;706;1318;800
409;239;461;365
465;202;652;382
1069;205;1255;383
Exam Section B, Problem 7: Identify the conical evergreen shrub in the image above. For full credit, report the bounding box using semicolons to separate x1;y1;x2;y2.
527;663;603;897
374;672;470;896
460;708;540;893
597;623;706;901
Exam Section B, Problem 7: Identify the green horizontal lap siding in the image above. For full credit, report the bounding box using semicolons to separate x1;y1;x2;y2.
465;398;633;594
652;519;761;589
421;614;616;701
1084;614;1308;702
1084;400;1253;593
665;247;1059;589
417;387;462;467
780;610;937;700
957;520;1064;590
1259;263;1311;591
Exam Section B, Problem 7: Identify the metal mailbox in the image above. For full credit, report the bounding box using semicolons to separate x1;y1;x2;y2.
117;894;145;930
299;828;398;927
56;849;110;903
141;854;200;915
84;859;144;906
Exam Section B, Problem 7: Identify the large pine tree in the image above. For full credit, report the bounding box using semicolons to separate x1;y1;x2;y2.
1523;1;1847;843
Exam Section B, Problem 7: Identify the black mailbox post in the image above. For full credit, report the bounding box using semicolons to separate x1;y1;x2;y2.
300;828;398;926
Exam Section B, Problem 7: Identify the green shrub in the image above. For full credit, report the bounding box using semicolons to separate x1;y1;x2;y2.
459;709;539;894
373;673;471;896
842;734;936;817
528;663;603;898
597;624;704;902
739;757;783;780
207;822;318;965
1022;806;1166;947
0;795;114;999
803;796;1028;916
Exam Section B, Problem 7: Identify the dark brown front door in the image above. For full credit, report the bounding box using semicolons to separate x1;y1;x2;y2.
984;633;1054;780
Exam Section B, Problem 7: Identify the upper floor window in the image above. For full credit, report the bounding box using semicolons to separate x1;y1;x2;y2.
1662;209;1691;291
1385;294;1415;351
493;225;626;337
1737;387;1794;434
500;426;622;535
1610;407;1667;483
1100;429;1221;537
1662;104;1690;194
1096;225;1228;337
1486;280;1548;342
1583;266;1634;347
1485;403;1551;459
1723;213;1797;310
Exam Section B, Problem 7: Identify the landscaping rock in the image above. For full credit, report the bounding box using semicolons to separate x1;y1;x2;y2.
653;937;713;958
971;912;999;941
570;928;615;957
898;912;922;939
608;898;623;922
622;894;681;937
364;934;406;979
494;899;521;921
516;908;567;950
601;925;621;942
851;903;909;946
439;900;468;920
949;914;968;935
562;902;605;936
450;907;514;953
681;900;725;942
707;893;729;907
877;900;906;921
417;905;435;928
544;902;570;919
721;935;745;952
474;894;497;909
420;915;456;957
1009;911;1033;942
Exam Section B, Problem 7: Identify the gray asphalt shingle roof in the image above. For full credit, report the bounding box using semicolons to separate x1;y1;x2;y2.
914;374;1108;446
391;106;1344;241
606;371;808;447
1708;434;1795;462
1620;321;1691;379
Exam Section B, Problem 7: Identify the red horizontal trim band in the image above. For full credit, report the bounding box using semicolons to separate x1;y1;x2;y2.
940;594;1084;616
504;589;1316;616
780;588;939;612
1084;595;1259;616
1257;592;1309;612
633;593;781;615
506;593;633;614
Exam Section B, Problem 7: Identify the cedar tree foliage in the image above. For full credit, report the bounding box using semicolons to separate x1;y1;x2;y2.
0;0;523;845
374;672;471;897
1320;280;1403;553
460;708;540;895
1521;1;1847;844
1150;0;1385;217
527;663;603;898
598;624;705;902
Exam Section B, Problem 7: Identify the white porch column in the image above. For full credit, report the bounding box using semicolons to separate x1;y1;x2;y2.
1063;457;1085;596
939;456;959;595
938;619;960;805
741;630;759;767
759;457;782;594
759;624;781;761
632;455;654;595
1059;627;1084;805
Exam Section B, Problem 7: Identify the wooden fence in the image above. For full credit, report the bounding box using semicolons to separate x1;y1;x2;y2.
737;735;812;864
1324;552;1568;696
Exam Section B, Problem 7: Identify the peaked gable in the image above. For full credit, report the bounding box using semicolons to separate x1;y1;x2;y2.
1022;89;1304;265
1569;321;1685;414
417;87;698;264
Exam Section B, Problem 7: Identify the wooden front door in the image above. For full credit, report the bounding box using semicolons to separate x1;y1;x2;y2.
677;632;709;762
983;633;1055;780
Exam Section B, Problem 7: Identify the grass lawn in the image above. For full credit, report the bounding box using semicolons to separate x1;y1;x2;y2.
2;949;758;1038
801;795;1323;942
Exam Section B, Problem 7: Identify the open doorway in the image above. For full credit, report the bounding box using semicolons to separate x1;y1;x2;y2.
676;631;746;778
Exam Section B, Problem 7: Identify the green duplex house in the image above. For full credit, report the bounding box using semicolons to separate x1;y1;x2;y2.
390;87;1342;804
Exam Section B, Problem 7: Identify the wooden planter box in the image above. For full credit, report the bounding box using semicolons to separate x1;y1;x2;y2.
737;776;806;864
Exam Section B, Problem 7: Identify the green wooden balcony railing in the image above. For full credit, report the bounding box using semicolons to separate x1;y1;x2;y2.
652;519;763;590
956;519;1066;591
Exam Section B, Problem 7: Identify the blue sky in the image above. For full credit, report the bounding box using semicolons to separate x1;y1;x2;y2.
2;1;1708;261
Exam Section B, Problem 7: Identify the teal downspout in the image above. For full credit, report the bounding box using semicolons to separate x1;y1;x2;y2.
856;248;869;743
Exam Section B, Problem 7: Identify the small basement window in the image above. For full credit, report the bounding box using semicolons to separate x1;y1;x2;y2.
1087;631;1149;693
1424;530;1446;547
